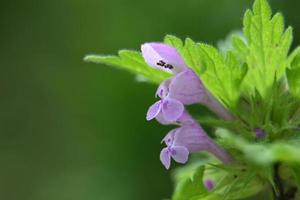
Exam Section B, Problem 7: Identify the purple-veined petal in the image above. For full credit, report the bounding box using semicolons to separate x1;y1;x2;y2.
173;124;209;151
146;101;162;121
161;128;177;145
172;123;233;163
171;146;189;164
176;111;196;125
155;79;171;98
155;111;171;125
168;69;206;105
161;98;184;122
156;110;194;125
160;148;171;169
141;43;188;74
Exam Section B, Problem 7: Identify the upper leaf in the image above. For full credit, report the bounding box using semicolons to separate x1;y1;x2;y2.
241;0;293;97
84;50;170;84
165;36;248;109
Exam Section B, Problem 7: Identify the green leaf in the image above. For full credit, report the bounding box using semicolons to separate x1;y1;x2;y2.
197;43;247;108
172;162;208;200
164;36;247;108
181;38;204;76
216;129;300;166
287;68;300;98
172;161;265;200
217;30;245;56
164;35;205;78
231;34;248;62
241;0;293;97
291;166;300;189
164;34;184;50
287;48;300;98
202;164;265;199
84;50;170;84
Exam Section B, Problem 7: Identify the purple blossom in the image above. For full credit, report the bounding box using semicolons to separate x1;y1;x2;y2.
254;128;266;139
146;69;206;123
160;123;233;169
141;43;188;74
146;97;184;122
142;43;233;122
203;179;215;191
146;69;233;122
142;42;233;169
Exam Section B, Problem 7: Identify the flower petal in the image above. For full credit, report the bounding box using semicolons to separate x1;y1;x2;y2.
146;101;162;121
177;111;195;125
155;79;171;98
160;148;171;169
155;111;172;125
171;146;189;164
168;69;206;105
161;128;178;145
141;43;188;74
161;98;184;122
173;124;210;152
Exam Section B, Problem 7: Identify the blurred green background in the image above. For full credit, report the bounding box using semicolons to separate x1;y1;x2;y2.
1;0;300;199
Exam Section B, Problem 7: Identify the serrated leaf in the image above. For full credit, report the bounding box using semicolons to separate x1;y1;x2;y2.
84;50;170;84
180;38;204;76
232;35;248;62
164;34;184;49
197;43;247;108
241;0;293;97
172;163;208;200
288;47;300;66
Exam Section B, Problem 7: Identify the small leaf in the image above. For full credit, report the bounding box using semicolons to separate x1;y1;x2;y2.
287;48;300;98
164;34;184;49
231;35;248;62
181;38;204;76
84;50;170;84
216;129;300;166
172;163;208;200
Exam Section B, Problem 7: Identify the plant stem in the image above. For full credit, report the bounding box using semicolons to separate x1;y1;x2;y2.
273;163;285;200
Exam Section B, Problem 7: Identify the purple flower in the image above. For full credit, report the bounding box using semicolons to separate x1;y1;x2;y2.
160;123;233;169
142;42;233;121
142;42;234;169
146;69;206;123
254;128;266;139
203;179;215;191
146;69;233;123
146;97;184;123
141;43;188;74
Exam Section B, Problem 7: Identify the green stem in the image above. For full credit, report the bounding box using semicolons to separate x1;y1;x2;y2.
273;163;285;200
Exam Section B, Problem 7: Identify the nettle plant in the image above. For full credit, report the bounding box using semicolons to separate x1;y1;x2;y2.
85;0;300;199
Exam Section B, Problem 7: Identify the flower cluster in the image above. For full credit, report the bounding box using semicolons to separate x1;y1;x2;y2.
141;43;233;169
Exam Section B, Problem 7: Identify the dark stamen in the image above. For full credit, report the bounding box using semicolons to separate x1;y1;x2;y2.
165;64;174;69
156;60;166;66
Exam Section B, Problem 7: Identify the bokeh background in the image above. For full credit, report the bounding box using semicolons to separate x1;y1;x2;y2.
1;0;300;199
